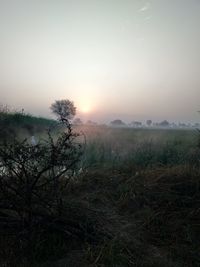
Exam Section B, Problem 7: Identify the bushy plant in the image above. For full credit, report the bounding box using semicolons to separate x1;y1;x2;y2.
0;101;83;264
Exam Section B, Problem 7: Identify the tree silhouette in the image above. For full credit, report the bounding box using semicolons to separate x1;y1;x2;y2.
50;99;76;122
146;120;152;126
110;119;125;126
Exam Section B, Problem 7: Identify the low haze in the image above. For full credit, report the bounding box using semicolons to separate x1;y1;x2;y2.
0;0;200;123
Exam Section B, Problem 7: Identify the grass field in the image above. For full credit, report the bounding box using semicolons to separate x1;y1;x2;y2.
0;116;200;266
74;125;200;169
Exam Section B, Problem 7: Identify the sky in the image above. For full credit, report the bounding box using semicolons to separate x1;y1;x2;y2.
0;0;200;123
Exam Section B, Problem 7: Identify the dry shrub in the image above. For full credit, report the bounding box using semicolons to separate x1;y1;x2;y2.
0;118;84;265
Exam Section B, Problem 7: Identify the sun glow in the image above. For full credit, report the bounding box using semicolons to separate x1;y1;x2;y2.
78;101;92;114
81;106;91;113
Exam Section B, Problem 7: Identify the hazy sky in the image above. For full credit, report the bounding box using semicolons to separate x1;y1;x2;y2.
0;0;200;123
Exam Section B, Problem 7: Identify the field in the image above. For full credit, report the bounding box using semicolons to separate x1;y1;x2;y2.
0;115;200;266
75;125;200;169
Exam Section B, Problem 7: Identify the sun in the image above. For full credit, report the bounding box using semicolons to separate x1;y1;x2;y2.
79;103;92;113
81;106;91;113
77;96;94;114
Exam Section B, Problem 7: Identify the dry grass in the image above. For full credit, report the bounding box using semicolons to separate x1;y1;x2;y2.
0;122;199;266
0;164;199;267
30;164;200;267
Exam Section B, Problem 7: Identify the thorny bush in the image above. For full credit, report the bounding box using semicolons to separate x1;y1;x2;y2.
0;117;84;263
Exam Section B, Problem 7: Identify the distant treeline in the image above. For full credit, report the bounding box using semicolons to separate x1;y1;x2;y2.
73;118;200;129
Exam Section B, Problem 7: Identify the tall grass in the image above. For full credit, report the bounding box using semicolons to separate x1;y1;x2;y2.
0;123;199;266
79;126;200;169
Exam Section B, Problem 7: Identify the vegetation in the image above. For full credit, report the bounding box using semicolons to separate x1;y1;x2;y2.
0;107;55;140
0;102;84;266
50;99;76;121
78;125;200;169
0;107;199;266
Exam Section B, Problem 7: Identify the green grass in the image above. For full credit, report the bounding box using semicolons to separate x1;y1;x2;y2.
0;111;56;140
